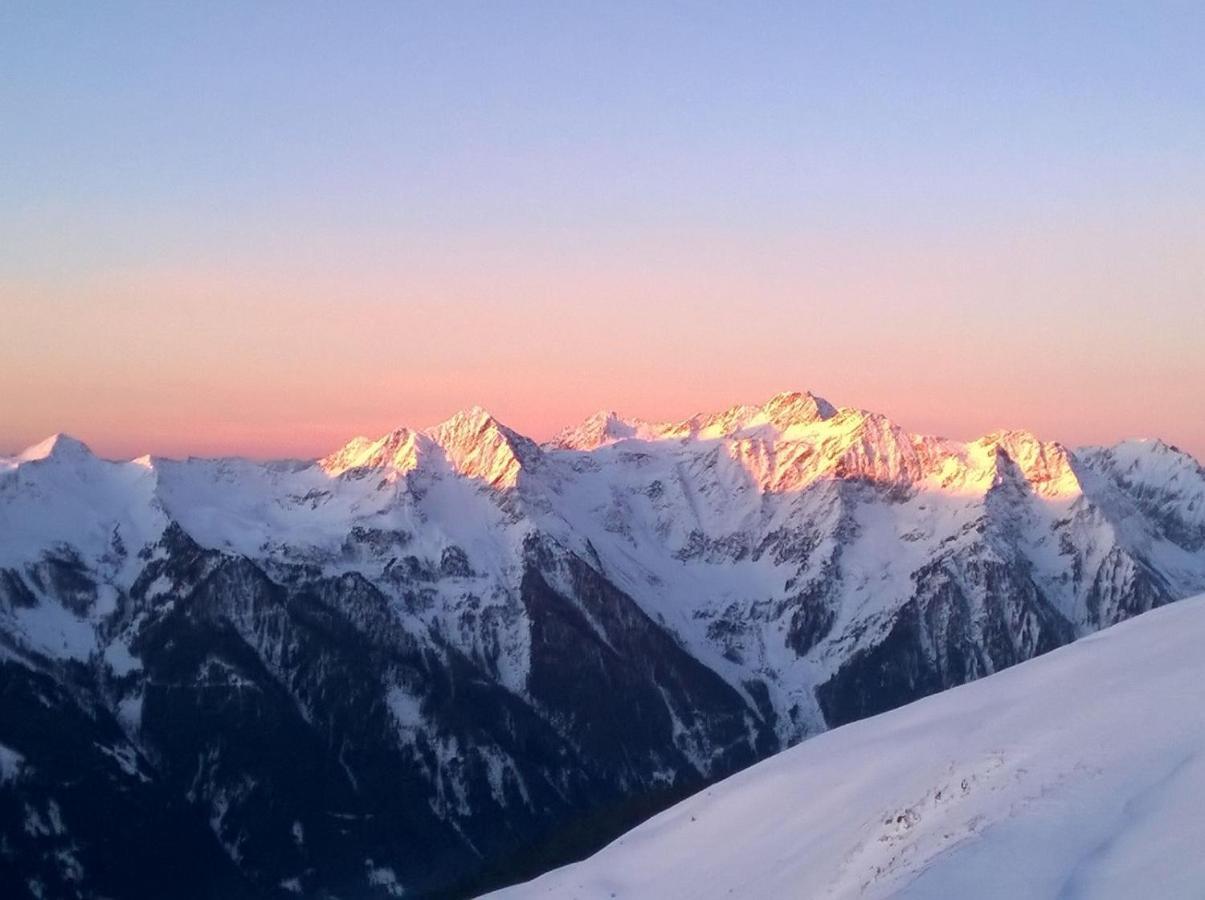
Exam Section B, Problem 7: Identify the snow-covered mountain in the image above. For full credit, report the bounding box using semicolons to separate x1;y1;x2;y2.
491;592;1205;900
2;391;1203;898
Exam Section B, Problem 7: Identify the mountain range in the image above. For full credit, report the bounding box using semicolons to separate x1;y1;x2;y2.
2;391;1203;898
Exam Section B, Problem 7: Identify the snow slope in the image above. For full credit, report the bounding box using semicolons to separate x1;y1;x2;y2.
491;593;1205;900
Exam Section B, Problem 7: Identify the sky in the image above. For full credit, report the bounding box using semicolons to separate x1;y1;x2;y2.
2;2;1203;460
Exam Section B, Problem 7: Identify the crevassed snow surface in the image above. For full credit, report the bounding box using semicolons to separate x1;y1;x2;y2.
490;594;1205;900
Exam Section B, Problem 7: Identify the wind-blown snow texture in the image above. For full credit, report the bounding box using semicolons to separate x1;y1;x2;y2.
1;392;1203;898
492;592;1205;900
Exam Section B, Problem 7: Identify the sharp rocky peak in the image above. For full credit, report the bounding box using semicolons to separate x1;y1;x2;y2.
977;430;1081;499
427;407;541;488
321;407;541;488
760;390;837;426
319;427;437;477
548;410;642;450
661;390;838;442
428;405;515;445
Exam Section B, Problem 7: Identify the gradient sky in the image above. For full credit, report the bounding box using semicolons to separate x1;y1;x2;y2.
2;2;1203;460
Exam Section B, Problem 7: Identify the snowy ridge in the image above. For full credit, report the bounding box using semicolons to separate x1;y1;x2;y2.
550;391;839;450
490;593;1205;900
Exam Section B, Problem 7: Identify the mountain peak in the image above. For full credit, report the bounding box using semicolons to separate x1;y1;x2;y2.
425;408;542;488
761;390;837;423
978;430;1081;498
1107;437;1197;465
433;405;496;433
585;409;626;427
16;433;95;463
319;407;541;487
548;410;640;450
319;428;435;476
1081;439;1205;522
427;406;520;452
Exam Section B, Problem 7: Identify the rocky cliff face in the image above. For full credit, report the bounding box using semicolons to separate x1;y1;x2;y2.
2;393;1203;898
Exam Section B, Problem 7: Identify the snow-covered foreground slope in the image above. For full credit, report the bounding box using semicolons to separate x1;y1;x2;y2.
492;594;1205;900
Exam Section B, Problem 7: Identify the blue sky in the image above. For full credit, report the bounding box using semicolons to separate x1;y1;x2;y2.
5;2;1202;273
2;2;1203;457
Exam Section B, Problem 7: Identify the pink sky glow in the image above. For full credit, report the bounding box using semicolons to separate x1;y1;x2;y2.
3;217;1202;462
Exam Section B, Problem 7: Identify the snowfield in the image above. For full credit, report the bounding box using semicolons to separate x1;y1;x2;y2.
490;593;1205;900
